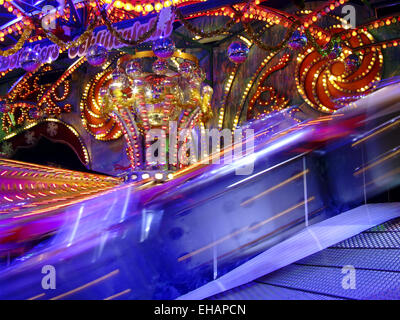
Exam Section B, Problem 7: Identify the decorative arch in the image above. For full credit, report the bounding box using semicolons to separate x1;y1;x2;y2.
0;119;90;167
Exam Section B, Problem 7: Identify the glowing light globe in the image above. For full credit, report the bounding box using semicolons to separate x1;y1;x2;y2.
345;54;360;72
327;42;342;60
152;38;175;59
86;44;108;66
0;102;9;113
20;48;41;72
108;74;129;100
111;68;125;80
227;41;249;64
179;61;195;78
28;107;43;119
288;31;307;51
152;59;168;75
125;60;143;79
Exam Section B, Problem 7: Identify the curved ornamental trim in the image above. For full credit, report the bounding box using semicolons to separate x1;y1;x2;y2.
0;118;90;167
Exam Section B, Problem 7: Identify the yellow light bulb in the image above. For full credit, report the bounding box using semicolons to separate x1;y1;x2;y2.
145;3;154;12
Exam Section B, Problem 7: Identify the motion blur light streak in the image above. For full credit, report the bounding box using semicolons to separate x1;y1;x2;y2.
227;152;308;189
104;288;132;300
27;293;46;300
67;205;84;247
366;167;400;187
197;205;326;267
178;197;315;263
354;147;400;176
240;170;309;207
50;269;120;300
352;116;400;147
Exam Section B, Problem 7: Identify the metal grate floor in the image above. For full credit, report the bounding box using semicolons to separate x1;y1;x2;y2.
210;217;400;300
